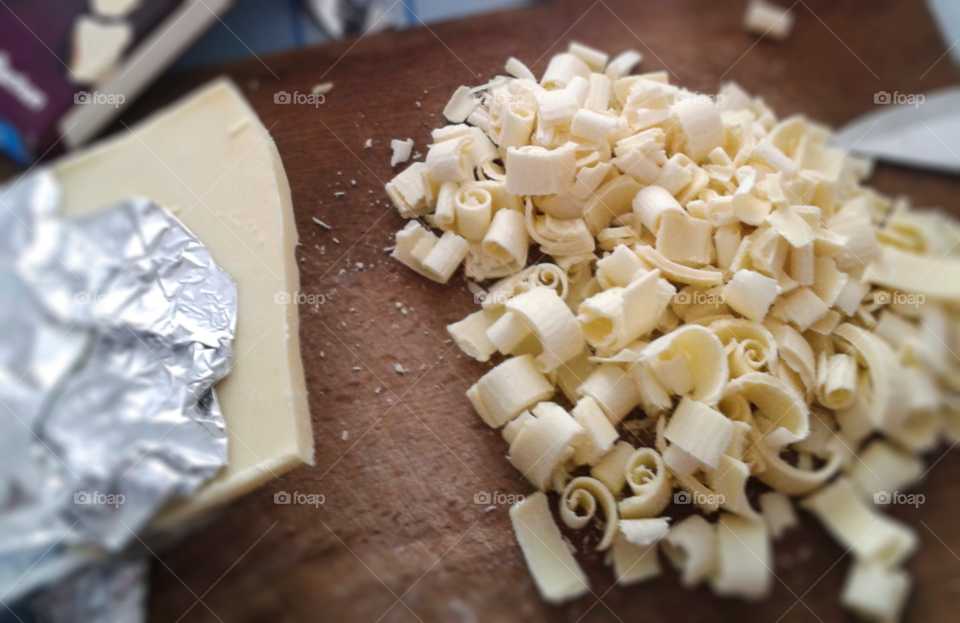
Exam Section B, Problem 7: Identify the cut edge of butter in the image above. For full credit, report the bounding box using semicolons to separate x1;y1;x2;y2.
51;77;314;529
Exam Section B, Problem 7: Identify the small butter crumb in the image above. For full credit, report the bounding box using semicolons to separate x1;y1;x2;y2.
341;430;349;441
395;363;406;374
312;82;334;95
391;138;414;166
312;217;331;229
334;191;346;197
374;387;382;394
352;366;361;371
744;0;794;40
485;505;497;513
364;138;373;149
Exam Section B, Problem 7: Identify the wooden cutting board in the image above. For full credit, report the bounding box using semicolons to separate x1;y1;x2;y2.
102;0;960;621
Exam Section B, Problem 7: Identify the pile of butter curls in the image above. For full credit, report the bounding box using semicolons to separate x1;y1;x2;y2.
384;42;960;623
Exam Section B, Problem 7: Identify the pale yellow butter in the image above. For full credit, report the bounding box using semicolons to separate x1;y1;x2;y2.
52;78;314;527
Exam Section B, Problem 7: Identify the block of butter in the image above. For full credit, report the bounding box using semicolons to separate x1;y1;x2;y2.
52;78;314;527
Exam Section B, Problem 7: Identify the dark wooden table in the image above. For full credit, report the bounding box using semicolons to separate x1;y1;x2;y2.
7;0;960;621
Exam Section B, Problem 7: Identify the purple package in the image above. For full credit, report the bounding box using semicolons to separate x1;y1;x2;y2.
0;0;212;165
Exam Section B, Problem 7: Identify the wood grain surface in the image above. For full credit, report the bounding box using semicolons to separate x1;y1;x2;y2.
13;0;960;621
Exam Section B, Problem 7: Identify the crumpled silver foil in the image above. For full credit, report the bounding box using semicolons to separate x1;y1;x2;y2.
305;0;405;39
0;171;237;616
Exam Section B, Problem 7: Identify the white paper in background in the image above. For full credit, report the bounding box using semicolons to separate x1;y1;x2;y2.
929;0;960;65
831;5;960;174
832;87;960;174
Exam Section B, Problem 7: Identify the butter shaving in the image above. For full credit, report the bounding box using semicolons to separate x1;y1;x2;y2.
560;476;618;550
466;355;554;428
619;447;673;518
610;535;660;586
510;492;590;604
590;440;635;495
723;270;779;321
758;491;797;540
390;138;414;167
801;478;918;566
570;397;619;466
711;513;772;601
379;44;960;621
443;86;480;123
578;363;641;424
508;402;584;490
664;398;734;469
447;309;499;362
620;517;671;546
643;325;729;406
506;287;586;373
662;515;716;587
841;560;910;623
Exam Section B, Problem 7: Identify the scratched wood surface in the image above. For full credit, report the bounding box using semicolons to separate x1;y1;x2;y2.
5;0;960;621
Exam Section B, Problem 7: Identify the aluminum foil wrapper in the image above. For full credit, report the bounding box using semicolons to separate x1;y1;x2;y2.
306;0;405;38
0;171;237;615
